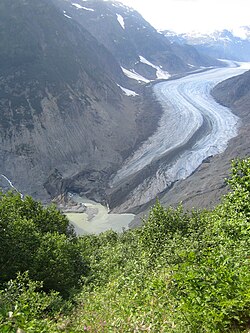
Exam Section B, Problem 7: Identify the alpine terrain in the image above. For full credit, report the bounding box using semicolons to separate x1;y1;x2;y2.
163;26;250;61
0;0;221;207
1;1;250;331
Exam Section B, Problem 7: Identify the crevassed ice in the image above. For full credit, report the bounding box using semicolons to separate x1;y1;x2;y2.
111;62;250;207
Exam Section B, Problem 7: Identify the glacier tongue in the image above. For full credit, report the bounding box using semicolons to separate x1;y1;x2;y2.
110;62;250;210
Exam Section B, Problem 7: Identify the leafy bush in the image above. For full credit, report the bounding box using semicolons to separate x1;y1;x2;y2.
0;272;64;333
0;192;87;296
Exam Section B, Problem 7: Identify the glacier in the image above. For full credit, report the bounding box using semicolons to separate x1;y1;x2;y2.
110;61;250;209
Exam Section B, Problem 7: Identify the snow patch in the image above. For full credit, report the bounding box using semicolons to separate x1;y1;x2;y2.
63;10;72;19
116;14;125;29
139;56;170;80
121;67;150;83
72;3;85;9
72;3;94;11
117;84;139;96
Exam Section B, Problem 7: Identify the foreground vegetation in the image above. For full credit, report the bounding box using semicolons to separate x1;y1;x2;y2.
1;158;250;332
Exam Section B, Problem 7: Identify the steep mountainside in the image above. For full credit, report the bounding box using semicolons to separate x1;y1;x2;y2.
211;70;250;169
0;0;159;201
212;70;250;113
163;27;250;61
52;0;221;80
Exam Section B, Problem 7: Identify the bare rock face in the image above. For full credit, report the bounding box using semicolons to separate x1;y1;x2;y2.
212;70;250;113
0;0;155;201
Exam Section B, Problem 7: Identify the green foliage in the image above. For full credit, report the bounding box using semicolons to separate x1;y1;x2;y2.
0;272;66;333
227;158;250;192
0;192;87;296
1;158;250;332
223;158;250;220
33;233;87;295
139;201;201;261
0;192;74;236
66;158;250;332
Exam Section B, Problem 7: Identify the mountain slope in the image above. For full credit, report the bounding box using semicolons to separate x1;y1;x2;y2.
212;69;250;113
52;0;221;80
0;0;224;206
0;0;158;201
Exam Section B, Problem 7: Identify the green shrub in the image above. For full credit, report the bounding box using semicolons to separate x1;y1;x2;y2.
1;158;250;332
0;192;88;296
0;272;64;333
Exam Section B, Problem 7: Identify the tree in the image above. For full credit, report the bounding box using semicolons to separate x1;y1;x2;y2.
0;191;88;296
